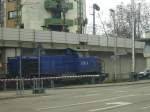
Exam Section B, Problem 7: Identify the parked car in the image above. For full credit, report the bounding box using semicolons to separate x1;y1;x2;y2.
138;69;150;79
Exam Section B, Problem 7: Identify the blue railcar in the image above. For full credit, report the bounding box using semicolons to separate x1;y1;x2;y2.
40;55;68;75
7;49;103;77
7;56;38;77
77;56;101;74
40;55;79;75
7;57;19;76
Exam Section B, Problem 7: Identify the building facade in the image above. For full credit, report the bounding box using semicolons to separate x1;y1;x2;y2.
4;0;87;33
4;0;18;28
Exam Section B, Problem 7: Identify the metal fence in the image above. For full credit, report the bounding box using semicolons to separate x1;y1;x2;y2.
0;75;108;99
0;75;101;92
0;73;140;99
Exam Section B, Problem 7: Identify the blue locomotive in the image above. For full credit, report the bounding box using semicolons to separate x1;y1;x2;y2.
7;49;107;78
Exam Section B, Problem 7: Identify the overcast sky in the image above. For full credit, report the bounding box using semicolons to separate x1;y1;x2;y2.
86;0;131;34
86;0;148;34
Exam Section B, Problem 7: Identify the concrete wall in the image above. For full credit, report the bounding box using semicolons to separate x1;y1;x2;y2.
89;51;146;80
146;58;150;69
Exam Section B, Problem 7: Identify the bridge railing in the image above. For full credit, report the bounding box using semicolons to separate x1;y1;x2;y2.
0;28;145;49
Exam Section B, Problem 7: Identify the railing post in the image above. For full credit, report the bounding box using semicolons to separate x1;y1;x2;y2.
35;78;37;89
32;78;36;94
3;80;6;91
19;79;22;95
50;80;54;88
41;79;44;89
91;77;95;84
33;78;35;92
33;78;35;90
22;79;24;94
16;78;19;95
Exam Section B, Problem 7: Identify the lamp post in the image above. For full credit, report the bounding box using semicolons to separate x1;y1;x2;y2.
93;4;100;35
131;0;135;73
110;9;117;81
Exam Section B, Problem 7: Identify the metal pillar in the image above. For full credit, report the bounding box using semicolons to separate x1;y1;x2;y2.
38;44;41;89
131;0;135;73
110;9;117;81
19;46;23;95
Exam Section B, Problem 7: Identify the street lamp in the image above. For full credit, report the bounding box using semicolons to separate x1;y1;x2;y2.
110;9;117;81
93;3;100;35
131;0;135;73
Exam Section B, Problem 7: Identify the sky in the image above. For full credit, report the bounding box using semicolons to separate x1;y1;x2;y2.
86;0;148;34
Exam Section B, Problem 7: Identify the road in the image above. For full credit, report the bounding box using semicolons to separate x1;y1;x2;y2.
0;83;150;112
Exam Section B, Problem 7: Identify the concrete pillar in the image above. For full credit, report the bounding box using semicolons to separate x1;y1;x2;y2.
146;58;150;69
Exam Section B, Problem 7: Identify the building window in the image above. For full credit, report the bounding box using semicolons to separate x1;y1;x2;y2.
8;11;17;19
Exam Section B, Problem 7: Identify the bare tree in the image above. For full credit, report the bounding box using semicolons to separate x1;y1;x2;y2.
107;1;150;38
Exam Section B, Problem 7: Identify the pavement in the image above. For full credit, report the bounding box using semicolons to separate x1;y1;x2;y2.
0;79;150;100
56;79;150;89
0;80;150;112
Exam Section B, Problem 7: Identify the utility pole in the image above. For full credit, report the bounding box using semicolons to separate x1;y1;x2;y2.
131;0;135;73
137;3;141;39
110;9;117;81
17;0;23;94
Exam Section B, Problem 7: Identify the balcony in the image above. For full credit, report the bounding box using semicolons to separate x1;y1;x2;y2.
44;0;73;11
44;0;58;11
45;18;74;26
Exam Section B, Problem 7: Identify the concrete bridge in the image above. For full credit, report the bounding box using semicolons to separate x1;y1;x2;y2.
0;28;146;80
